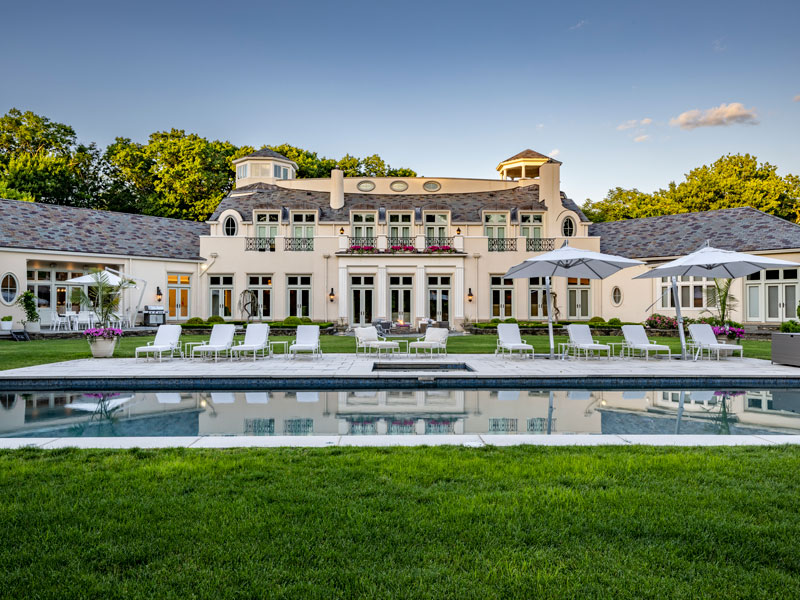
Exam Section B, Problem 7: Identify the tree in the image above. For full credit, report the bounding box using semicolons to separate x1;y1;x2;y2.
267;144;334;178
0;108;76;159
583;154;800;223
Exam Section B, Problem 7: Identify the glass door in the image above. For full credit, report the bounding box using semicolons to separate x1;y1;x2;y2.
287;275;311;318
427;276;451;324
350;276;375;326
167;274;191;321
389;276;413;324
567;278;590;320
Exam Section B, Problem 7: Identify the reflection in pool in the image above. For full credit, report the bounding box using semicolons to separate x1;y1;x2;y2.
2;389;800;438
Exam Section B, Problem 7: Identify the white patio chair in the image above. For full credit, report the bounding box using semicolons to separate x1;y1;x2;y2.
621;324;671;360
290;325;321;358
245;392;269;404
156;393;182;404
688;324;744;361
564;324;611;359
77;311;95;330
191;324;236;362
135;324;182;361
210;392;236;404
496;323;534;358
409;327;449;357
354;326;400;356
51;310;70;332
231;323;270;361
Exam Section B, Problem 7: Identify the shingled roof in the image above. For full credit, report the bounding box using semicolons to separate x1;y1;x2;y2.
212;183;586;224
0;199;208;260
499;149;562;165
240;148;296;164
589;207;800;259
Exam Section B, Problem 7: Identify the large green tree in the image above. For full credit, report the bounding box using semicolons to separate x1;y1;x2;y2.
266;144;417;179
584;154;800;223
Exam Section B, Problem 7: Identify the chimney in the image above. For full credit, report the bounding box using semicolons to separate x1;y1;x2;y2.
330;169;344;209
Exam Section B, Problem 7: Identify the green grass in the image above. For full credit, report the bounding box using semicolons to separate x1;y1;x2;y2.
1;446;799;598
0;334;772;370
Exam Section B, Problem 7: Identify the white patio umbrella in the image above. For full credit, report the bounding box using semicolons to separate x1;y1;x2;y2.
503;242;644;358
635;244;800;358
68;270;128;286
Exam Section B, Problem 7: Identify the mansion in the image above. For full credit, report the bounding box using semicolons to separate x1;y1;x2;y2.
2;148;800;329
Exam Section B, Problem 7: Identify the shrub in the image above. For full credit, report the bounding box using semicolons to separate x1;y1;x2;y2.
588;317;606;324
300;316;313;324
780;320;800;333
15;290;39;323
645;313;678;330
283;316;302;326
490;318;501;323
1;316;12;322
185;317;205;325
206;315;226;324
503;317;517;323
607;318;622;326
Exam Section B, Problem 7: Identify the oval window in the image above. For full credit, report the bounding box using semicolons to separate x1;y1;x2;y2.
1;273;18;304
390;181;409;192
561;217;575;237
357;180;376;192
422;181;441;192
223;216;238;237
611;286;623;306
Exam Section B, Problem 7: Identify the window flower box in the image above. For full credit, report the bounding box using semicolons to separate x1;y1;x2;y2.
387;245;417;253
425;245;456;254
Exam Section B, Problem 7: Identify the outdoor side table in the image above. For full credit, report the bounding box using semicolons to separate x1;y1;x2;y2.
269;340;289;357
183;341;204;359
607;342;627;358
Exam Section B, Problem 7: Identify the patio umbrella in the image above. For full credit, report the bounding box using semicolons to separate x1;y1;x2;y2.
503;241;644;358
635;243;800;358
68;270;128;286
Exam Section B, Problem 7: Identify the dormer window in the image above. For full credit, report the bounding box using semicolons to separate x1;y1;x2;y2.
351;212;376;239
483;213;507;239
236;164;248;179
520;213;543;239
223;216;238;236
425;213;449;239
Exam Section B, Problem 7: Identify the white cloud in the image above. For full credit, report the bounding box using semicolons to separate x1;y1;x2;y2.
640;117;653;126
712;39;726;52
633;135;650;143
536;123;545;130
548;149;560;158
669;102;758;130
617;117;653;130
794;94;800;102
569;19;587;30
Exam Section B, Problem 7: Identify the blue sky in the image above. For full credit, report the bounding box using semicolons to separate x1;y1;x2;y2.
1;0;798;204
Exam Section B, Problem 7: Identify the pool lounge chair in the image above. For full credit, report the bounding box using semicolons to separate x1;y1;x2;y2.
563;324;611;359
231;323;270;361
621;324;671;360
290;325;321;358
496;323;534;358
409;327;449;357
354;326;400;356
688;324;744;361
135;324;182;361
191;324;236;362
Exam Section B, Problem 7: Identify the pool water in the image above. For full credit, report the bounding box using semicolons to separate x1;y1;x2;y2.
3;388;800;438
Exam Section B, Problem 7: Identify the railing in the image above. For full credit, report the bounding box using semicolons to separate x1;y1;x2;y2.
425;236;453;249
285;237;314;251
488;238;517;252
348;236;377;248
245;237;275;252
526;238;556;252
388;236;414;247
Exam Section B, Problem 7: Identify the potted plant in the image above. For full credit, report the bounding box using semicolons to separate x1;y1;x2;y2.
15;290;40;333
0;316;12;331
83;326;123;358
70;270;134;330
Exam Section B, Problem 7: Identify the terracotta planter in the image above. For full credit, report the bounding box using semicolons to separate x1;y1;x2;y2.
89;337;118;358
24;321;40;333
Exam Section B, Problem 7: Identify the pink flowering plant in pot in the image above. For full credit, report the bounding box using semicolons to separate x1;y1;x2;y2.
712;324;745;342
426;245;455;253
83;326;123;358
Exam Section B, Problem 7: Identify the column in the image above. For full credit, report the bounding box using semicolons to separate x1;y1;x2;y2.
338;266;348;321
376;265;387;319
454;265;465;319
415;265;426;325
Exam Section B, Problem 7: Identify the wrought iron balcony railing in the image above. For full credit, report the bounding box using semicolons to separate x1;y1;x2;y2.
348;236;377;249
526;238;556;252
488;238;517;252
285;237;314;251
245;237;275;252
388;236;414;248
425;236;453;249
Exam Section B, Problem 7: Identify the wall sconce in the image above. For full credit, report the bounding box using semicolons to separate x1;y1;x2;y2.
467;288;473;303
329;288;336;303
339;227;345;235
456;227;461;235
156;286;163;302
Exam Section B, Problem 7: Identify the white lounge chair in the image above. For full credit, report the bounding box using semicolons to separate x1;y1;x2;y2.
409;327;449;357
354;326;400;356
621;324;671;360
688;324;744;361
191;324;235;361
135;324;182;361
231;323;270;361
563;324;611;359
496;323;534;358
290;325;321;358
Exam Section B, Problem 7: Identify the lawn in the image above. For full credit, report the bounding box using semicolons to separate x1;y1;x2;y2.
1;446;799;598
0;333;772;370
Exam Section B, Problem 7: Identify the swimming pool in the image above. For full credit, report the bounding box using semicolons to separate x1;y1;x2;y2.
3;388;800;438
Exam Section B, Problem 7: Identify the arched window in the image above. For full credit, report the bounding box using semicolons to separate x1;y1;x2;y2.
561;217;575;237
1;273;18;304
611;286;623;306
223;216;238;237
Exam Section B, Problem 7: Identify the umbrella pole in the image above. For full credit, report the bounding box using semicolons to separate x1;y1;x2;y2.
671;276;687;359
547;390;554;434
545;276;554;359
675;389;685;434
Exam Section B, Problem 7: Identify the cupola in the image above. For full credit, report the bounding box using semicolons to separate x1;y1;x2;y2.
232;148;298;187
496;149;560;180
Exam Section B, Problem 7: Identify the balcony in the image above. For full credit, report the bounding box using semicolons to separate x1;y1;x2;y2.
526;238;556;252
245;237;275;252
388;236;414;248
348;236;377;250
425;236;453;249
488;238;517;252
285;237;314;251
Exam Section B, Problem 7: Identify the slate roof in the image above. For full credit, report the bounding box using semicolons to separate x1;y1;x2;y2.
499;149;562;165
240;148;296;164
0;198;208;260
588;207;800;259
212;183;586;224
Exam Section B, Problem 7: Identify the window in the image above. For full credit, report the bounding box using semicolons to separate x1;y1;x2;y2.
483;213;507;239
273;164;290;179
389;213;413;242
236;164;248;179
390;181;408;192
611;286;623;306
351;212;376;239
561;217;575;237
254;213;279;251
357;180;375;192
528;277;549;319
425;213;449;239
660;277;714;309
247;275;272;319
209;275;233;318
490;276;514;318
520;213;543;239
423;181;441;192
26;270;52;311
223;216;238;236
287;275;311;317
1;273;18;304
292;212;315;238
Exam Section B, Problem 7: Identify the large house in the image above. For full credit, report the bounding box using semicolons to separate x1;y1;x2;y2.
2;148;800;329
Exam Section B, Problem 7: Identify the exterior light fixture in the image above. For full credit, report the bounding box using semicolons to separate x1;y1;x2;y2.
339;227;345;235
467;288;473;303
329;288;335;302
456;227;461;235
156;287;163;302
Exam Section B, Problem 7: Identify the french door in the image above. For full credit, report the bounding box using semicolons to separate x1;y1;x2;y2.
167;274;191;321
567;278;590;320
389;276;413;324
350;276;374;326
490;276;513;319
427;276;450;324
766;283;797;322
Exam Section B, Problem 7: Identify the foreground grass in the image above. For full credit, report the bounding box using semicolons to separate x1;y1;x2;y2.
0;334;772;370
1;446;799;598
